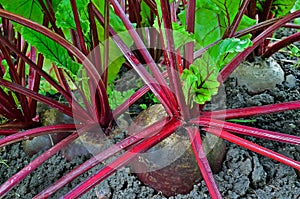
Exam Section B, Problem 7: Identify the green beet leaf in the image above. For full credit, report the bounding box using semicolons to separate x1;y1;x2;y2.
92;0;133;85
0;0;61;31
1;60;11;83
236;15;256;38
140;0;152;27
181;37;251;107
209;37;252;70
93;20;126;84
172;23;195;49
55;0;90;44
257;0;297;17
153;20;195;50
179;6;220;47
292;0;300;25
0;60;20;106
181;53;219;107
178;0;255;47
21;27;80;78
0;0;44;25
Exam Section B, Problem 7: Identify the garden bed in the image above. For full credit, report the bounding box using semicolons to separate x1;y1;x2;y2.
1;33;300;198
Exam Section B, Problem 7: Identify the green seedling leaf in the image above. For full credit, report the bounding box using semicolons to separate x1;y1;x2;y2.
151;94;160;104
107;86;135;110
180;31;251;108
144;92;160;105
21;27;80;79
289;44;300;55
181;53;219;107
130;91;159;111
140;104;147;110
39;77;58;95
285;44;300;68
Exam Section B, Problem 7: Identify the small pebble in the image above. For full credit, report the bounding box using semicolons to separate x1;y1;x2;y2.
231;57;284;93
284;74;297;88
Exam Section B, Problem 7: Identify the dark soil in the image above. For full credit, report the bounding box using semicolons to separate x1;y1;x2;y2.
1;28;300;198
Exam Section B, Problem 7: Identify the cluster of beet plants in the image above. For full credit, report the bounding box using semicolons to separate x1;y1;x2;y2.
0;0;300;198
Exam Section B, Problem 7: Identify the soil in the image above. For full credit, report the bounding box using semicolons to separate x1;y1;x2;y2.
1;28;300;199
